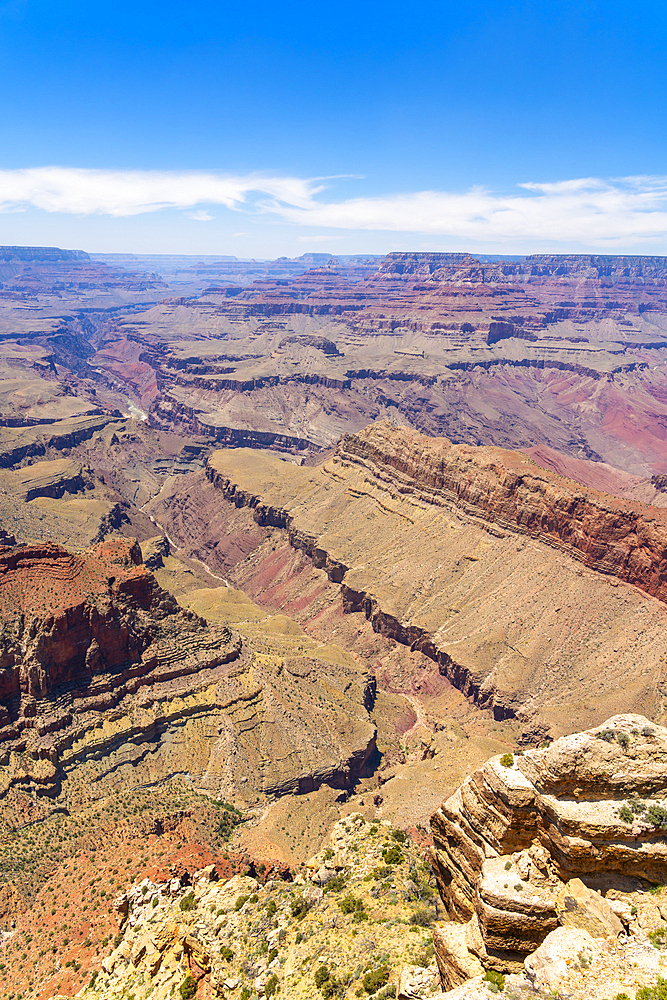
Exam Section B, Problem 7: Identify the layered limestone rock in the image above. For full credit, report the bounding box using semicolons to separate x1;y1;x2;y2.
0;539;376;809
429;714;667;987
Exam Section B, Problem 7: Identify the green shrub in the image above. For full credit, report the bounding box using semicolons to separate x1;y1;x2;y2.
321;977;343;998
499;753;514;768
504;860;512;870
650;927;667;949
618;805;634;823
617;732;631;750
483;969;505;993
266;899;278;916
323;874;347;894
323;848;335;860
179;891;196;912
339;895;368;921
363;966;390;994
290;897;308;920
637;978;667;1000
235;894;250;911
597;729;615;742
646;805;667;829
382;846;403;865
265;974;279;999
409;908;434;927
390;829;407;843
220;945;234;961
315;965;330;988
179;975;198;1000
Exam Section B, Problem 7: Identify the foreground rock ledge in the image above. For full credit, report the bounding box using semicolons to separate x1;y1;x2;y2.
429;713;667;987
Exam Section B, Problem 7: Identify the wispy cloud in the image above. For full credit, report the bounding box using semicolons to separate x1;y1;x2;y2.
2;167;667;247
0;167;321;217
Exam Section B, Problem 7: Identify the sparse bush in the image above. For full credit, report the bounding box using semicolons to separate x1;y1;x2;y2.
637;978;667;1000
266;899;277;916
650;927;667;949
382;846;403;865
235;894;250;911
323;874;347;894
315;965;330;988
179;975;197;1000
617;732;631;750
265;975;279;999
499;753;514;768
504;860;512;871
290;897;308;920
363;965;390;994
483;969;505;993
339;895;368;921
647;805;667;829
597;730;615;743
390;829;407;843
409;908;434;927
220;945;234;961
179;891;196;912
618;805;634;823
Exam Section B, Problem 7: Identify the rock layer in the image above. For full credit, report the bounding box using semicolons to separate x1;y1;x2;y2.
198;423;667;736
429;714;667;983
0;538;376;809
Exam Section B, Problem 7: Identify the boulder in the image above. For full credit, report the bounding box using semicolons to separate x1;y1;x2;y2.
524;926;597;988
396;964;440;1000
433;922;484;989
555;878;624;938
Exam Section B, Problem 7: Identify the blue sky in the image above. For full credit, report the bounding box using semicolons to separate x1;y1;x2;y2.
1;0;667;256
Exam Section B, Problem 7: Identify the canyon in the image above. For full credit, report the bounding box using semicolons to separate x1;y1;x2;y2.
0;246;666;998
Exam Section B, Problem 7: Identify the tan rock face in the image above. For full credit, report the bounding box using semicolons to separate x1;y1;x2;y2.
555;878;623;938
430;715;667;981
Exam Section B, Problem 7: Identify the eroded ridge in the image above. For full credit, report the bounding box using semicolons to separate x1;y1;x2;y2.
203;422;667;733
339;422;667;602
0;538;376;808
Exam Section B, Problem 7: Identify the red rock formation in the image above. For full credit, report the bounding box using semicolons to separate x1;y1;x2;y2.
340;422;667;605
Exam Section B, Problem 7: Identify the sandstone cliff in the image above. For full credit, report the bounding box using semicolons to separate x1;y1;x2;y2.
339;422;667;605
430;714;667;987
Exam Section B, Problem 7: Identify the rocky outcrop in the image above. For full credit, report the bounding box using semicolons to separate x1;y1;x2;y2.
429;714;667;986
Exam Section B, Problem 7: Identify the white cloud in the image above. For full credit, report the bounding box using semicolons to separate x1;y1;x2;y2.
0;167;321;217
185;209;213;221
2;167;667;247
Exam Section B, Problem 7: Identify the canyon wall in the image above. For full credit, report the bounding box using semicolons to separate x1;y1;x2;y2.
198;423;667;737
